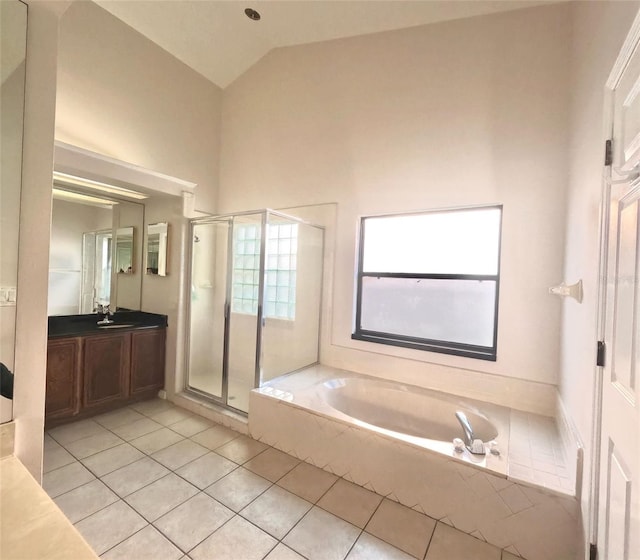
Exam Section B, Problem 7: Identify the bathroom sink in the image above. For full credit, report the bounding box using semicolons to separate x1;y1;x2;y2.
97;323;135;329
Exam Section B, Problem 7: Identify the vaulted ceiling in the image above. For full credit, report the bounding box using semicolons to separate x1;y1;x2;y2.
95;0;556;88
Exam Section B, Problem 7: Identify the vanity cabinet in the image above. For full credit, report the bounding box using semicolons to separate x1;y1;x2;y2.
83;333;131;410
45;327;166;426
130;328;166;396
45;338;82;420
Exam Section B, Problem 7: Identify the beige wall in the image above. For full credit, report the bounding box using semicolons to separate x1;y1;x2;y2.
219;3;572;411
562;0;640;548
140;195;185;398
55;1;222;214
13;0;62;480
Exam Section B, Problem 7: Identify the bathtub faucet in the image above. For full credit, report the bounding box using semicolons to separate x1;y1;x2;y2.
455;411;485;455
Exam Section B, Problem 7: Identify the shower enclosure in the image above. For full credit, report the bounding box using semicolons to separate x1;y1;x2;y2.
186;210;324;414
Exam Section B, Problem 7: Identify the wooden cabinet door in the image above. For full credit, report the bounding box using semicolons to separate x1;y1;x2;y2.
130;328;166;396
46;338;82;420
83;333;130;408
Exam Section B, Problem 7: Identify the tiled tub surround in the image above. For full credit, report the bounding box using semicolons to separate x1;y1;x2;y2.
249;366;582;560
42;398;522;560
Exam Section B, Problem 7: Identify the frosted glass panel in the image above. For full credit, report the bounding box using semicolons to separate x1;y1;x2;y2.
363;207;501;275
361;277;496;347
188;221;229;399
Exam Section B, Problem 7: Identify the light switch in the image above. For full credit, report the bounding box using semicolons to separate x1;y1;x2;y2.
0;287;17;307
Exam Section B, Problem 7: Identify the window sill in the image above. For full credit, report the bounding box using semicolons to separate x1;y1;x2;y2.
351;331;497;362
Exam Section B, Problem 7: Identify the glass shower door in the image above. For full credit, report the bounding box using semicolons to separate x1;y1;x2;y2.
187;220;231;401
226;212;264;413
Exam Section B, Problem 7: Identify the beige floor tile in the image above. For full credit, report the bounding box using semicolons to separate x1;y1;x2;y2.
244;448;300;482
502;552;522;560
169;415;213;437
151;439;209;470
125;473;199;521
75;500;147;555
190;515;277;560
318;478;383;528
154;493;234;553
283;506;360;560
264;543;306;560
240;485;312;539
43;445;76;473
190;425;239;451
102;524;183;560
130;427;184;454
366;499;436;559
48;420;108;445
81;443;145;477
102;457;170;497
64;431;124;459
151;407;193;426
175;452;237;489
277;461;338;503
54;479;119;523
214;435;268;464
93;407;146;429
44;433;59;450
111;417;163;441
43;461;96;498
130;398;175;416
346;533;415;560
424;523;501;560
205;467;271;512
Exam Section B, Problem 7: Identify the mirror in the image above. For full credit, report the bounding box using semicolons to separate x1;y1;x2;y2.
146;222;169;276
1;0;28;423
48;193;144;315
116;227;134;274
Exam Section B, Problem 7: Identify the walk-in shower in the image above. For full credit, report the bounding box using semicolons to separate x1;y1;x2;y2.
186;210;324;413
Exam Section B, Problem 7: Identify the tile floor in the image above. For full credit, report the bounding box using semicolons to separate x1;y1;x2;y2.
44;398;522;560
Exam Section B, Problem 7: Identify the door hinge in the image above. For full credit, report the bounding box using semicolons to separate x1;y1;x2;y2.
605;139;613;166
597;340;606;367
590;543;598;560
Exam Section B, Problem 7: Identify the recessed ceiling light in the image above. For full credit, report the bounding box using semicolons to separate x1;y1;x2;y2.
244;8;261;21
52;171;148;200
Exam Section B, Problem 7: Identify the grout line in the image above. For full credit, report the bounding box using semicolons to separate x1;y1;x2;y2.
97;515;152;558
422;519;438;560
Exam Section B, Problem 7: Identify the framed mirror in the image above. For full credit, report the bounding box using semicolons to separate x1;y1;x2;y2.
115;226;134;274
146;222;169;276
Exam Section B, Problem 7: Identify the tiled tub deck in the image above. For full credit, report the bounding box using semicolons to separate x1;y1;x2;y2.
249;367;582;560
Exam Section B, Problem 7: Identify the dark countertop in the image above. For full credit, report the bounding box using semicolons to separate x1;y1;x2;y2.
48;311;168;339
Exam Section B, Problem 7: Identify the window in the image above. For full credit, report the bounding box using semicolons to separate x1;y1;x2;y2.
353;206;502;361
231;222;298;319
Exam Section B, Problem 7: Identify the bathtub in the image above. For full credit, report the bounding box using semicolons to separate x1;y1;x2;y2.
322;376;498;445
249;365;580;560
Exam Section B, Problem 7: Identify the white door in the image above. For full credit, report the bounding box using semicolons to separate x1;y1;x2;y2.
597;27;640;560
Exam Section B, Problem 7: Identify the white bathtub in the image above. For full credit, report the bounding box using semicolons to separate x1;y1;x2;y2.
322;376;498;444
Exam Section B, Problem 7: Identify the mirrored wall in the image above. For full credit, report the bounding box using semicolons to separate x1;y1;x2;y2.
48;190;144;315
0;0;28;423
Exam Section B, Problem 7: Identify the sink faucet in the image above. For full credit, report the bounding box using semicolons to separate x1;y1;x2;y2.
455;411;485;455
96;304;115;325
